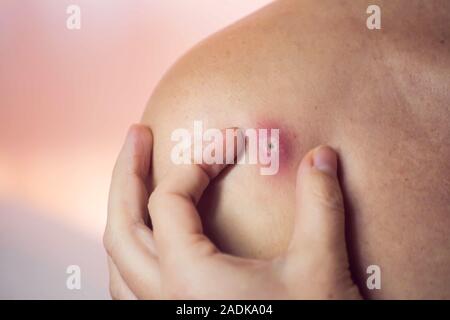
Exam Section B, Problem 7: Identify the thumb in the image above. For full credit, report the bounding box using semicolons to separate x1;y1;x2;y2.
288;146;348;260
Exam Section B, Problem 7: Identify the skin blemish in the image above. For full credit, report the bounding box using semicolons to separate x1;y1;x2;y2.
254;119;297;176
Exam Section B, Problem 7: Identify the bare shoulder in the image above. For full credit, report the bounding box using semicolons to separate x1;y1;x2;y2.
141;0;301;120
141;0;450;202
142;0;450;129
140;0;369;173
140;0;313;180
140;0;450;298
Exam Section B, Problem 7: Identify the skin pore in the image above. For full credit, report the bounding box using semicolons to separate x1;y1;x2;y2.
142;0;450;299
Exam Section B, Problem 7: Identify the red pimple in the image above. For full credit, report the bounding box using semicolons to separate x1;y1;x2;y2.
254;120;294;176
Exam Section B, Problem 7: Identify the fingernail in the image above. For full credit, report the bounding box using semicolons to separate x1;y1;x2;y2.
313;146;338;177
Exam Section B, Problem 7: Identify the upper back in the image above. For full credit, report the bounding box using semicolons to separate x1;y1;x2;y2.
143;0;450;299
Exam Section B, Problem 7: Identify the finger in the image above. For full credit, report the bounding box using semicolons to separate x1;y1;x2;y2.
149;128;244;259
108;124;152;227
104;124;160;298
107;256;137;300
288;146;348;260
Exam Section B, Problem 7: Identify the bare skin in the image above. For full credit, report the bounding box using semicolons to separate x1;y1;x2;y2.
104;125;361;299
142;0;450;299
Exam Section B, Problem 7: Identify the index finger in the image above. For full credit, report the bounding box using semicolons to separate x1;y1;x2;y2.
148;127;244;259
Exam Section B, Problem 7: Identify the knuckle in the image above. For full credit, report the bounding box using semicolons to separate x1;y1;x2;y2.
148;189;178;217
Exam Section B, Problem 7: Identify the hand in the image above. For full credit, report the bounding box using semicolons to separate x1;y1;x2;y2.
104;124;362;299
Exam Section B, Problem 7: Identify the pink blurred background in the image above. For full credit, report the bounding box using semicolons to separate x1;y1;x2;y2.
0;0;272;299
